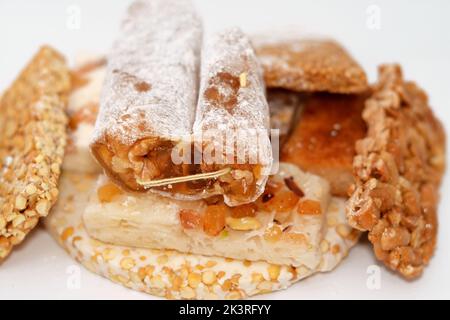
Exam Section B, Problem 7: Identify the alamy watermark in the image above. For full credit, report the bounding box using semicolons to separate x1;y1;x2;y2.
366;265;382;290
366;4;381;30
66;264;82;290
66;4;81;30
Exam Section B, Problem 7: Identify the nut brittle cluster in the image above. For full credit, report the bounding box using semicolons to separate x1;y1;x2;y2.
347;64;445;278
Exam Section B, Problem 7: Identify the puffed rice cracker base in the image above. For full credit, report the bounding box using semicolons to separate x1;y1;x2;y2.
45;172;358;299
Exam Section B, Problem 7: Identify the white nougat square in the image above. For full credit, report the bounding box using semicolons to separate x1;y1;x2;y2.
82;163;356;269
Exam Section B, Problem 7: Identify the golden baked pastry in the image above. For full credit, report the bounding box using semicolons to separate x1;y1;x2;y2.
256;39;368;94
282;92;368;196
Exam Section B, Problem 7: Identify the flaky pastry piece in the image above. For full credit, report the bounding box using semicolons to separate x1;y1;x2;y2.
282;93;368;197
0;46;71;260
255;38;368;94
347;64;445;279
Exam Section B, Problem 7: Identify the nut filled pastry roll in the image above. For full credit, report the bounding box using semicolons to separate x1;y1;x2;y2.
187;27;273;205
90;0;202;191
143;27;273;206
91;3;271;206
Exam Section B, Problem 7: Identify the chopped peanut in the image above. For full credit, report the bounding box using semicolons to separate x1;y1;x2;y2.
120;257;136;270
180;287;196;299
268;265;281;281
201;270;217;285
226;217;261;231
380;227;411;251
15;195;27;211
187;272;202;288
36;200;50;216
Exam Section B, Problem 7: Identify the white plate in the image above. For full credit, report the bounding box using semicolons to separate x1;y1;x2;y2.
1;0;449;299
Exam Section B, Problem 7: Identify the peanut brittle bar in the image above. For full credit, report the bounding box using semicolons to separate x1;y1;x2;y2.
0;46;70;260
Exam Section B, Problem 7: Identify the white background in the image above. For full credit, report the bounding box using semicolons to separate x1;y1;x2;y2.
0;0;449;300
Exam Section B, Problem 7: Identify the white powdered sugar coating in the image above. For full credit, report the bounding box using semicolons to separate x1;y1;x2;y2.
193;27;273;205
92;0;202;146
194;27;272;166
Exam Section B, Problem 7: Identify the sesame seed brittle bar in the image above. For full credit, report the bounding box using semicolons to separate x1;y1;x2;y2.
0;46;71;260
347;64;446;279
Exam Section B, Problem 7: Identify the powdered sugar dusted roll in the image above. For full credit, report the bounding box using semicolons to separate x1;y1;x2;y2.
191;27;273;205
91;10;271;206
90;0;202;191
